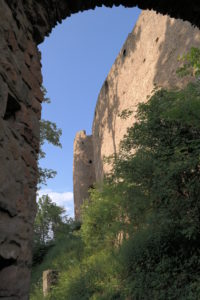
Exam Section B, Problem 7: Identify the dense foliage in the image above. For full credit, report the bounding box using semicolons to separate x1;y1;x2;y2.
31;49;200;299
33;195;66;265
31;218;83;300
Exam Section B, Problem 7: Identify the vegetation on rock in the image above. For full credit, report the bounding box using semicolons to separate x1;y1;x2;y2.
31;48;200;299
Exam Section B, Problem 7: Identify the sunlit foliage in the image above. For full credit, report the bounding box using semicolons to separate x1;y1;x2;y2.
31;48;200;299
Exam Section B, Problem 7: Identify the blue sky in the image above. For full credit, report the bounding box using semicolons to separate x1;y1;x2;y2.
38;6;141;217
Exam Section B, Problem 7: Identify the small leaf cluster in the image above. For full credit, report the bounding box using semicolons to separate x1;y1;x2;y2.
177;47;200;78
38;86;62;187
117;108;133;120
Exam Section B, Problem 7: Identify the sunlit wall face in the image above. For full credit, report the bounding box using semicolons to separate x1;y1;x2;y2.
38;7;141;218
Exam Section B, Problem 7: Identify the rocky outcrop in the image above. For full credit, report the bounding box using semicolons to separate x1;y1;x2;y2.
73;131;96;220
74;10;200;217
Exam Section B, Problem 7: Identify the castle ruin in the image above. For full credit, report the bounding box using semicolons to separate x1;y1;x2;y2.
73;10;200;220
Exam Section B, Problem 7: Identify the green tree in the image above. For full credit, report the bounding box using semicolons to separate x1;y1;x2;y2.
33;194;66;266
77;49;200;299
31;48;200;300
38;86;62;187
34;194;65;244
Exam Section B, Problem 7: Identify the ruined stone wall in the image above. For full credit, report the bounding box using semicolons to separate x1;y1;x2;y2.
73;9;200;219
0;1;43;298
73;131;96;220
92;10;200;182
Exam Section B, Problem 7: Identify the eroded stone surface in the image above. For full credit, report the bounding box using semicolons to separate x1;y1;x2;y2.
92;10;200;181
43;269;58;297
73;131;96;220
5;1;200;45
73;10;200;218
0;1;42;298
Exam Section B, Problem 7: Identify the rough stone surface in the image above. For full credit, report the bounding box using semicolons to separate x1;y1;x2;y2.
73;9;200;217
43;270;58;297
92;10;200;181
73;131;96;220
0;1;42;299
5;1;200;45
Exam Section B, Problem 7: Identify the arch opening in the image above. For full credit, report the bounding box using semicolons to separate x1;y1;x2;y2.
38;6;140;219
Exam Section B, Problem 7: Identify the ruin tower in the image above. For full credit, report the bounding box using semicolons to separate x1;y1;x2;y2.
73;9;200;218
73;131;96;220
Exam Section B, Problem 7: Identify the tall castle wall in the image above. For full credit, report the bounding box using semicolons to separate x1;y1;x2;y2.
92;10;200;182
74;10;200;218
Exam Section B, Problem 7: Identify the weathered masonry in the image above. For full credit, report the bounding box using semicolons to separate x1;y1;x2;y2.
73;131;95;220
73;9;200;220
1;1;200;299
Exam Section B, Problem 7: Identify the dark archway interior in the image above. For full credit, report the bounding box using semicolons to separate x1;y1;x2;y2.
1;1;200;299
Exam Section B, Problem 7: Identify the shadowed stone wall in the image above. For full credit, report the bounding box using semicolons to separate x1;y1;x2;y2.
73;131;96;220
5;1;200;45
0;1;42;299
1;0;200;298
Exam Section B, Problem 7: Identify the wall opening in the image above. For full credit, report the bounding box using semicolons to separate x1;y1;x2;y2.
4;94;21;120
38;6;141;218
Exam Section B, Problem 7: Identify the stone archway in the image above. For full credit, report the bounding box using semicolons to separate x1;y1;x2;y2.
0;1;200;299
5;0;200;45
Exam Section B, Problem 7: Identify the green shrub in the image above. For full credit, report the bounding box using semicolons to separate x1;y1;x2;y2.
31;48;200;299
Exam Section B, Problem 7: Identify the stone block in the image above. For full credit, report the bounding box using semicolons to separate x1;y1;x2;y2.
43;269;58;297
